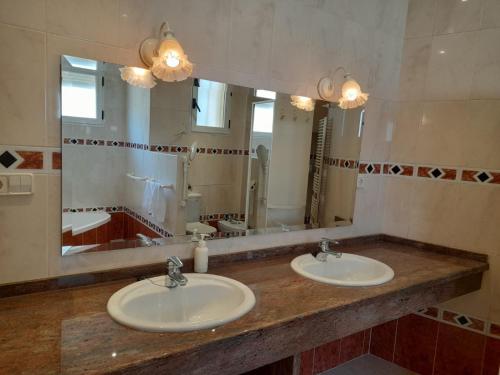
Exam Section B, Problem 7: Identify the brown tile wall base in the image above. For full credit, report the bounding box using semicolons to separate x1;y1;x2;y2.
369;313;500;375
300;329;371;375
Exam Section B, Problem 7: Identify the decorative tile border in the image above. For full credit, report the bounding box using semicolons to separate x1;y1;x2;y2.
359;161;500;186
5;143;500;189
462;169;500;184
124;207;174;238
359;162;382;174
209;230;247;239
200;212;245;221
324;157;359;169
416;306;500;339
153;144;249;156
417;166;457;180
63;138;249;156
383;163;414;176
63;206;123;213
0;146;61;173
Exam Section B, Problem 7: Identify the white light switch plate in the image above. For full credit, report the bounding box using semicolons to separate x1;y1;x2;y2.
0;173;33;195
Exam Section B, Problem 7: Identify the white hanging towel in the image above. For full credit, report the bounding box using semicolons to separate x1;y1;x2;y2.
152;182;168;223
142;180;155;216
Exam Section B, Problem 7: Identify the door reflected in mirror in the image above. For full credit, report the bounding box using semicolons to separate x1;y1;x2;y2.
60;55;365;256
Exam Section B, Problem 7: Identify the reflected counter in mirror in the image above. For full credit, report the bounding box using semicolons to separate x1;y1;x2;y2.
60;54;365;256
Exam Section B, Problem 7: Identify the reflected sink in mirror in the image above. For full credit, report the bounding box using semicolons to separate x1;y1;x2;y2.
107;274;256;332
291;253;394;287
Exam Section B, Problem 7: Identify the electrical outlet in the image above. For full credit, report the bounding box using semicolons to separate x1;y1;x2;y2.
0;175;7;193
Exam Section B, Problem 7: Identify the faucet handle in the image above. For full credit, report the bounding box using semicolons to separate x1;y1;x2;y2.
167;256;183;268
320;238;340;245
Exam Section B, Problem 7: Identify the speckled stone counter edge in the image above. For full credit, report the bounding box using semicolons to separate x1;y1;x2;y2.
0;234;488;298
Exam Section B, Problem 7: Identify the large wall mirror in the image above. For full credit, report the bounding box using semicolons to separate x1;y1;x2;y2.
61;55;365;256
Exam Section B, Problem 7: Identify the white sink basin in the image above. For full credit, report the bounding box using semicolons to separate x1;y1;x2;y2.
291;253;394;286
107;273;255;332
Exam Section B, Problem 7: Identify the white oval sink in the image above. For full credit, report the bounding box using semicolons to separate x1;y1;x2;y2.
107;273;255;332
291;253;394;286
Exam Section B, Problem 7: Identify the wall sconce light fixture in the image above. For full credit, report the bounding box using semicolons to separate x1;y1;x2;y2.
119;67;157;89
120;21;193;88
290;95;315;112
317;67;368;109
140;22;193;82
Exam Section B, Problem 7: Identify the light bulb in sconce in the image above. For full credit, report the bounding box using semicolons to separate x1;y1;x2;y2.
138;22;193;83
317;68;369;109
119;66;157;88
165;51;180;68
339;77;368;109
290;95;315;112
342;78;361;100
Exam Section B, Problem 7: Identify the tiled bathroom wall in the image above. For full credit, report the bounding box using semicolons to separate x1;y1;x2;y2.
374;0;500;328
0;0;409;284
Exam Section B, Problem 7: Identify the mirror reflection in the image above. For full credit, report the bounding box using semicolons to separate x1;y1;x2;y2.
61;55;364;256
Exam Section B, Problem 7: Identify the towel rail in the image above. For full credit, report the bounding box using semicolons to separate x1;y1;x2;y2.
126;173;174;189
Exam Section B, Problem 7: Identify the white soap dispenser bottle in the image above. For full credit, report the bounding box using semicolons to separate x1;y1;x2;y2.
194;234;209;273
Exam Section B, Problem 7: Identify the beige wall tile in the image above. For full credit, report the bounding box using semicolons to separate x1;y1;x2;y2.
462;100;500;169
359;99;395;162
269;0;312;84
350;174;384;235
368;30;404;100
0;175;48;283
433;0;482;35
415;101;470;166
390;101;423;163
470;28;500;99
405;0;436;38
424;31;478;100
449;183;500;255
398;37;432;101
46;0;121;46
0;24;46;146
308;8;346;90
0;0;46;30
407;179;460;246
228;0;274;76
382;177;412;237
167;0;232;71
481;0;500;29
117;0;175;50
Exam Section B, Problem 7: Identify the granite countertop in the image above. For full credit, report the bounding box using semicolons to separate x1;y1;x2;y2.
0;240;488;375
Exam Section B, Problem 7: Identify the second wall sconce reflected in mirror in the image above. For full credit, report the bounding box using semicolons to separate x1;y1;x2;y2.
120;21;193;88
290;95;315;112
119;66;157;88
317;67;368;109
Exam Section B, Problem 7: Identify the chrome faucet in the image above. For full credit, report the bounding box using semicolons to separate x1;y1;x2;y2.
137;233;153;247
165;256;188;288
316;238;342;262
